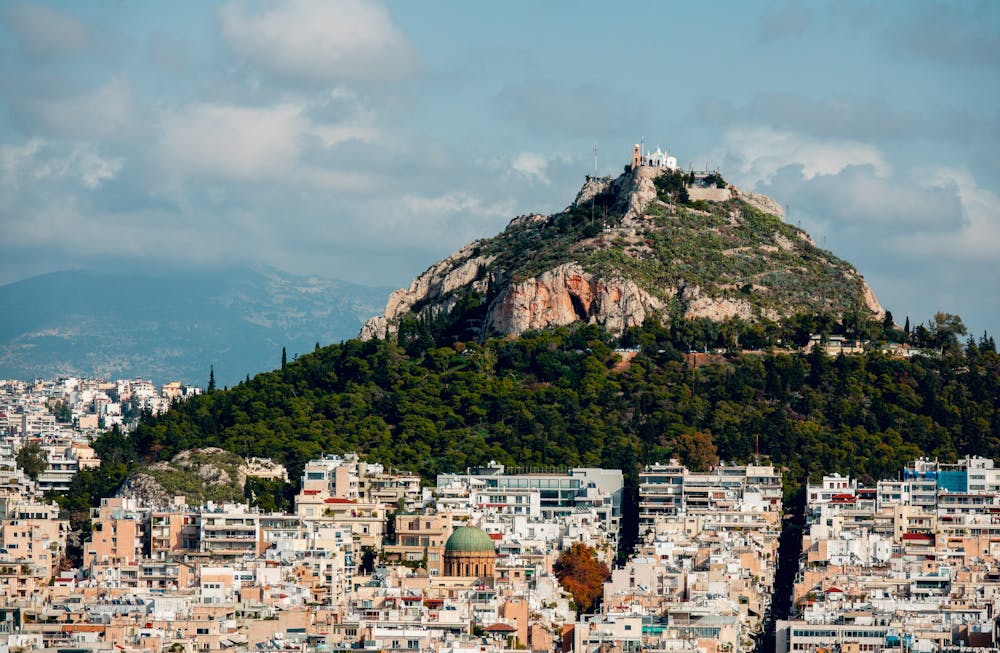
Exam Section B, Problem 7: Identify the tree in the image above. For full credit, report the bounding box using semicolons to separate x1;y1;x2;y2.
554;542;610;613
673;431;719;472
929;312;967;356
244;477;290;513
282;347;288;371
207;365;216;393
882;310;894;332
49;400;72;423
16;441;47;481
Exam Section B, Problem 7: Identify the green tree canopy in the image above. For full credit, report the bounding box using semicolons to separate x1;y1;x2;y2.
16;441;47;481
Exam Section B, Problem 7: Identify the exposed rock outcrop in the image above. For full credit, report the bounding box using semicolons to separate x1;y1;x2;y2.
360;165;885;340
485;263;664;336
624;166;660;223
361;243;496;339
116;447;250;508
682;287;762;322
732;186;784;218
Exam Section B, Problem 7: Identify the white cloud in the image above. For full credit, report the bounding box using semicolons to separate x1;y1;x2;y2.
899;167;1000;261
0;139;121;197
401;192;516;219
3;3;92;58
160;102;305;181
760;164;963;231
217;0;417;84
720;126;891;186
0;139;42;192
158;101;376;190
511;152;550;184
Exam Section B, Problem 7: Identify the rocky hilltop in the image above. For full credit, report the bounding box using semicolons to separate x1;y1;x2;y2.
116;448;253;508
362;166;882;340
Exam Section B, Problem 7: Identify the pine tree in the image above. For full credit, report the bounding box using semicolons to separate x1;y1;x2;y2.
208;365;216;393
882;310;894;331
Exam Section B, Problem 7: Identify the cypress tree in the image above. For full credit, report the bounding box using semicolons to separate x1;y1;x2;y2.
207;365;216;393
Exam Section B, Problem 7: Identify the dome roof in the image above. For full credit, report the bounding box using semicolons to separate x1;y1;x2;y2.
445;526;496;554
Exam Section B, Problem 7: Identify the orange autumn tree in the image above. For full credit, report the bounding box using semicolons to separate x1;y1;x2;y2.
554;542;610;613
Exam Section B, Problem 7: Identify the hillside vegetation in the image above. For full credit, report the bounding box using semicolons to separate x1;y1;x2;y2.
61;318;999;546
488;176;867;312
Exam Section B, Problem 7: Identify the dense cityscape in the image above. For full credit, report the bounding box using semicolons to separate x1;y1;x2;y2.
1;3;997;653
0;376;994;652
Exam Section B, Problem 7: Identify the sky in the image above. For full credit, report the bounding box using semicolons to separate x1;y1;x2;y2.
1;1;998;337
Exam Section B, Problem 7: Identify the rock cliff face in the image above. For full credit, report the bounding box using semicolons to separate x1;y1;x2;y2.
361;167;883;340
485;263;665;335
360;243;496;340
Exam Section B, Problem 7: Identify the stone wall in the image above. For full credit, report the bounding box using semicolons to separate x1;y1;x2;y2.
686;186;732;202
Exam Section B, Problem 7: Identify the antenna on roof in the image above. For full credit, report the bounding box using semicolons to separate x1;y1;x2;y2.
594;144;598;175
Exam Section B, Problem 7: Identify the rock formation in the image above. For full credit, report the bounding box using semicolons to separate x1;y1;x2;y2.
116;447;251;508
485;263;665;335
361;166;884;340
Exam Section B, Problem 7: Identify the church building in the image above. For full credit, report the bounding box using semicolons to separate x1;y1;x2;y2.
443;525;496;578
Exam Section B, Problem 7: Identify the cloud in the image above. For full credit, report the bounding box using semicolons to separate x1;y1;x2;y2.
510;152;550;184
719;126;891;186
898;167;1000;261
3;3;92;58
157;100;376;190
160;102;305;181
217;0;418;84
759;164;965;237
400;192;516;221
34;77;136;142
1;139;121;197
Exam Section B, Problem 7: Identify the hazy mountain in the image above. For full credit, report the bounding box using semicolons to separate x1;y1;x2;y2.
0;264;390;386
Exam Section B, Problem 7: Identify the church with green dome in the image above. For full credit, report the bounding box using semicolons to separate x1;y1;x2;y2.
444;525;496;578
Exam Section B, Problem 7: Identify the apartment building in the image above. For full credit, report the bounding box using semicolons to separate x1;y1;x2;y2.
638;460;782;527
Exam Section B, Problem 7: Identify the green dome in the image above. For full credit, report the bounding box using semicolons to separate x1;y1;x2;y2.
445;526;496;553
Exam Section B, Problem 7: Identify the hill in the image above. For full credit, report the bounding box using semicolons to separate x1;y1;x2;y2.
54;321;997;567
362;166;883;341
0;264;390;386
72;323;998;501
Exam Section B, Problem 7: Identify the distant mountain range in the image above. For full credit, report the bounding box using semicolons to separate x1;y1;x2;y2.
0;264;390;386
